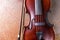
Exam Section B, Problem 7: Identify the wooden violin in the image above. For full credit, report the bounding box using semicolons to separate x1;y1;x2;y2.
19;0;55;40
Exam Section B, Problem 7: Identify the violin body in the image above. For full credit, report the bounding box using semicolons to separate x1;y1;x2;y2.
23;0;55;40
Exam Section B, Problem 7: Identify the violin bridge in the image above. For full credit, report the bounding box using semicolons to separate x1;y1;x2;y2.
34;22;45;26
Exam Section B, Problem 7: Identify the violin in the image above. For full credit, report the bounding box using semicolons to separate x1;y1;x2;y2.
19;0;55;40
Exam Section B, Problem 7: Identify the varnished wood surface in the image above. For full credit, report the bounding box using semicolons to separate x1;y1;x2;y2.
0;0;60;40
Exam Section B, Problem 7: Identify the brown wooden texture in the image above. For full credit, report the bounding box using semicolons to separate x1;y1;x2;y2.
24;0;55;40
0;0;60;40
